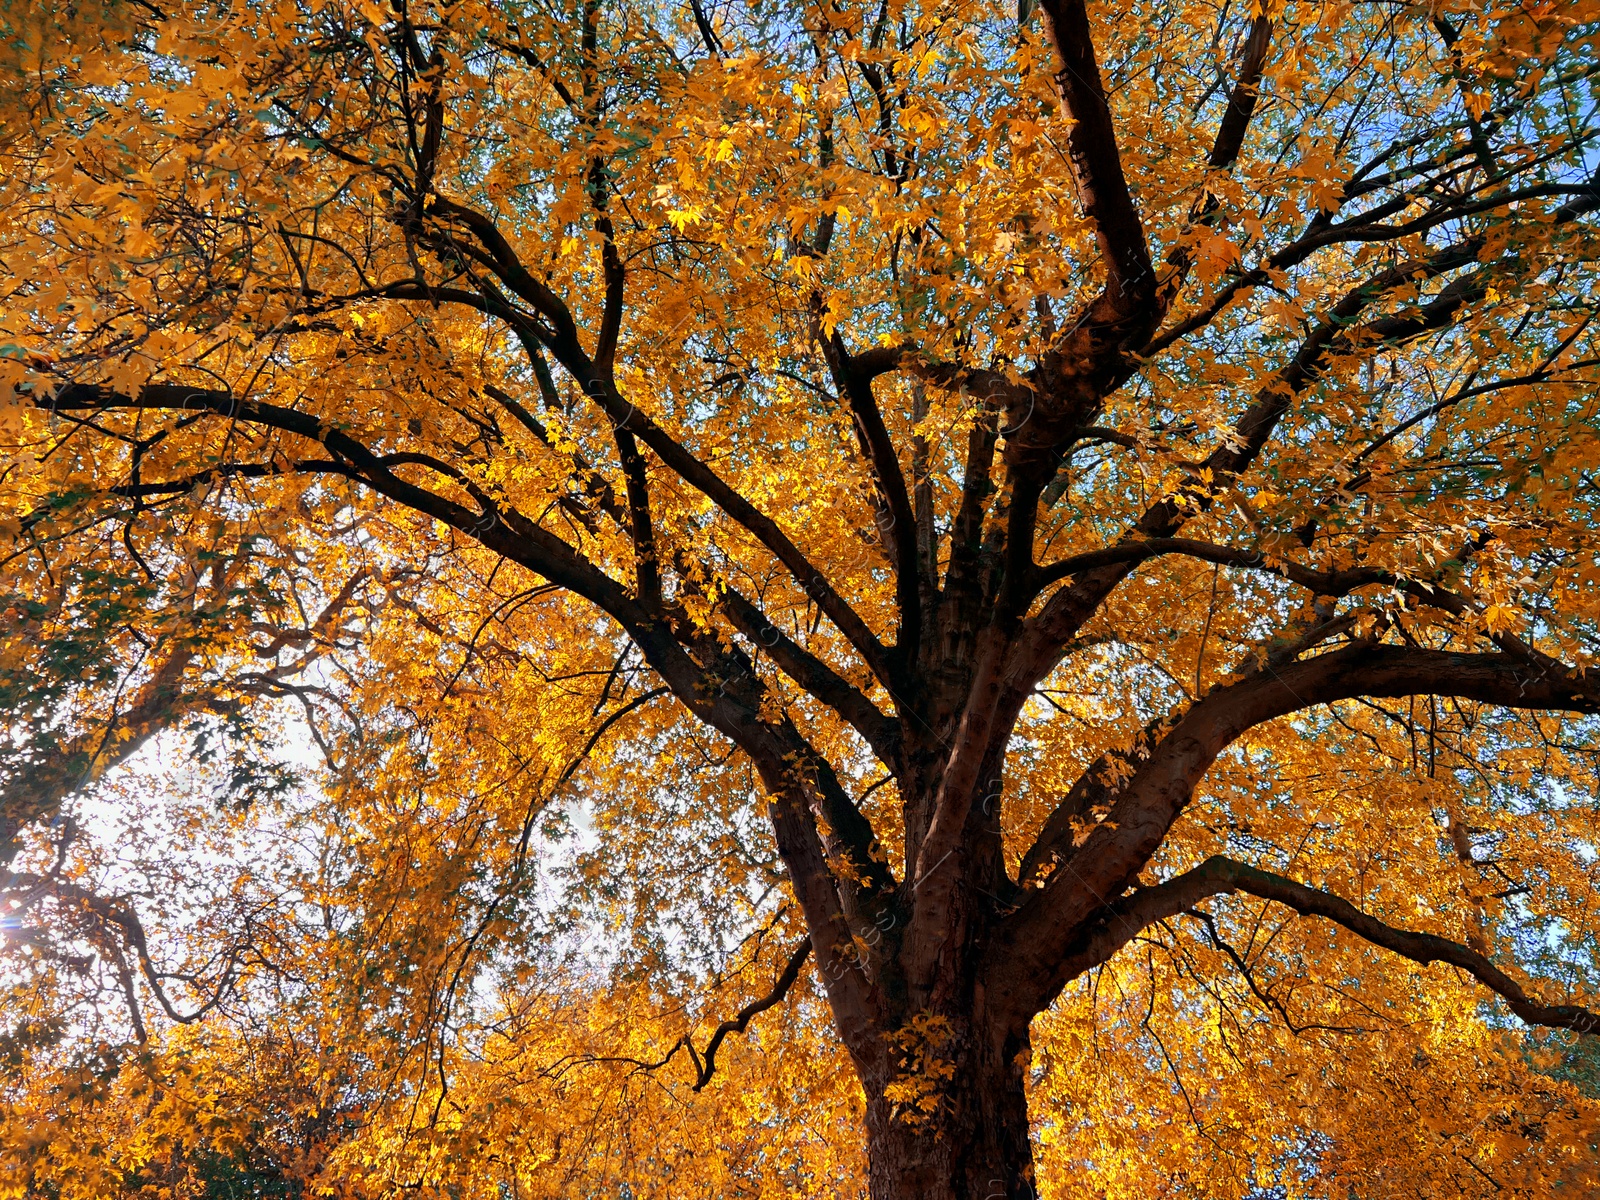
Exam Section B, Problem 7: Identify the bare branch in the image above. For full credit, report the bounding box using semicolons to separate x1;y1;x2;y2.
691;938;812;1089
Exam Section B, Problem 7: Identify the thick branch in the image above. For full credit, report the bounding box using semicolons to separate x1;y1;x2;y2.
509;341;898;687
1155;13;1275;311
40;383;896;1055
720;584;900;768
1042;856;1600;1036
822;335;922;673
1145;171;1597;357
364;224;899;684
42;386;744;734
1207;13;1274;171
992;643;1600;1021
1014;236;1487;669
1200;856;1600;1033
1033;535;1393;593
1037;0;1155;311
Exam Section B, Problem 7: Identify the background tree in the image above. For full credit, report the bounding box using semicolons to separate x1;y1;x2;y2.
4;0;1600;1196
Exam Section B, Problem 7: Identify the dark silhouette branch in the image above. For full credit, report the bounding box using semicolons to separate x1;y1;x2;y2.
690;937;813;1089
1013;235;1488;673
1179;858;1597;1033
563;938;813;1088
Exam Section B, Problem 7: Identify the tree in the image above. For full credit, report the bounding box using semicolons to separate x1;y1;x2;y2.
4;0;1600;1195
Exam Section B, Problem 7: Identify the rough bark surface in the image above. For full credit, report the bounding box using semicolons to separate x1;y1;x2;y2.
862;1022;1036;1200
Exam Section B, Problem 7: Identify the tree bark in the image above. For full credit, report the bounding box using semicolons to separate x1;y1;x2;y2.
860;1020;1037;1200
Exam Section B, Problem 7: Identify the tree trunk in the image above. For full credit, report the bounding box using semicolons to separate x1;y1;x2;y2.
861;1022;1037;1200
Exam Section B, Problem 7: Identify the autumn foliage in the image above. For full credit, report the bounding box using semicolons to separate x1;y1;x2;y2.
3;0;1600;1195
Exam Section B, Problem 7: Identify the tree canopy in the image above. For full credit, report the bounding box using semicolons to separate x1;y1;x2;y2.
3;0;1600;1196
